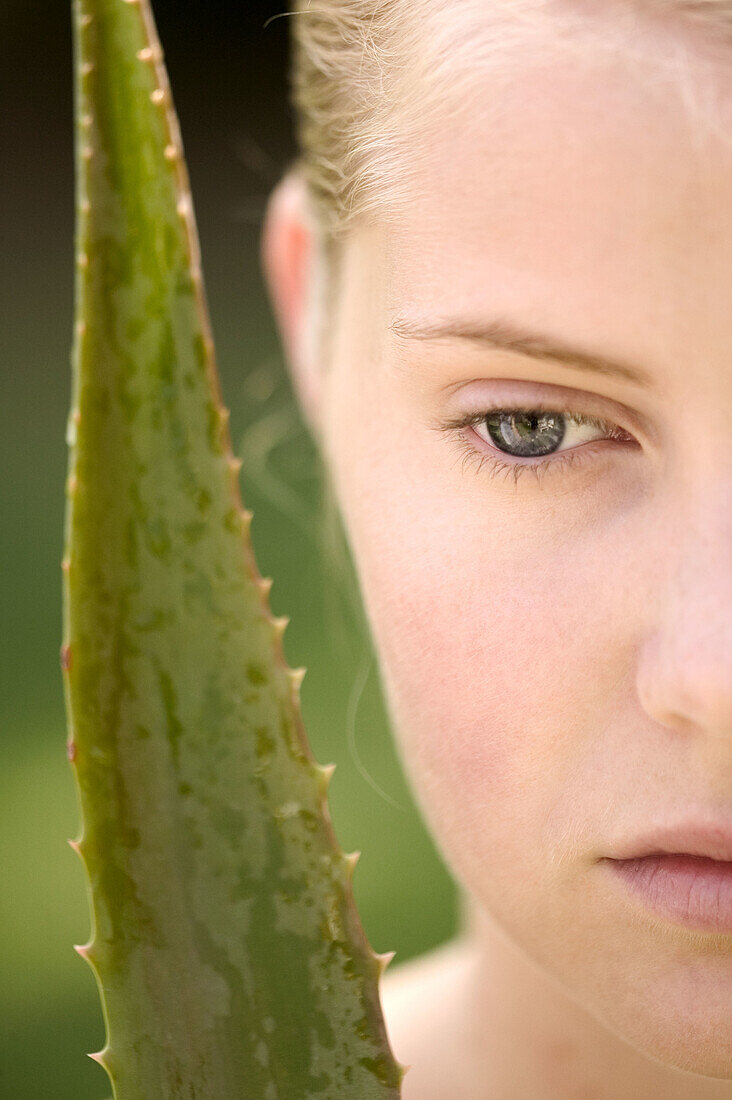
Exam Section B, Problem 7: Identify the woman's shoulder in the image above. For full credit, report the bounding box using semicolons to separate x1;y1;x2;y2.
379;934;478;1099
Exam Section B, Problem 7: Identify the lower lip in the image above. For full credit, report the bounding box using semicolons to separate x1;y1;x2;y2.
604;854;732;933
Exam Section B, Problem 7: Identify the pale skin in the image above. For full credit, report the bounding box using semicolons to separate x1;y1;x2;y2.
262;10;732;1100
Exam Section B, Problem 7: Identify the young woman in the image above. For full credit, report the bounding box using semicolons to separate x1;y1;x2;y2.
261;2;731;1096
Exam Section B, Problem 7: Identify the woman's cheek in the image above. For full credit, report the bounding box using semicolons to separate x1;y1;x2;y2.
329;378;613;884
349;483;555;852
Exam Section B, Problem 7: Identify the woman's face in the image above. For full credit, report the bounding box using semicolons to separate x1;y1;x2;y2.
274;16;731;1078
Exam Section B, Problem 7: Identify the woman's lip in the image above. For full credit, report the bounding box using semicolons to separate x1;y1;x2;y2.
606;821;732;863
603;854;732;933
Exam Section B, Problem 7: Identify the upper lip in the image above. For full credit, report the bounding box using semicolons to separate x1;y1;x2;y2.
605;820;732;863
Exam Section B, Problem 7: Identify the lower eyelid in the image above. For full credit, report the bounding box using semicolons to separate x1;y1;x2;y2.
433;406;641;490
458;428;635;486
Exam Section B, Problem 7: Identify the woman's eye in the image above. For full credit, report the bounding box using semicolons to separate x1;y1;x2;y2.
433;405;637;487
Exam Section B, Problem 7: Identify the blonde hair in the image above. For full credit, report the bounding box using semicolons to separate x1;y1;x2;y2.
289;0;731;246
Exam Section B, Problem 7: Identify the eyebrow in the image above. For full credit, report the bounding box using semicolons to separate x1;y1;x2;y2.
389;314;653;389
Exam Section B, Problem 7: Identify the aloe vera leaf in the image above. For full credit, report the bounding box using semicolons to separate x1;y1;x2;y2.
61;0;406;1094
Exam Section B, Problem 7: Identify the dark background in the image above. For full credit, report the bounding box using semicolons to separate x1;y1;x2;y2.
0;2;457;1096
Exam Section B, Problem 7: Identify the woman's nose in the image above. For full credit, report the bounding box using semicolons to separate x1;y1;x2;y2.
635;485;731;745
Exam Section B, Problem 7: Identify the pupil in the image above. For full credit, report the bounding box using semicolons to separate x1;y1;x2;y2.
485;410;566;458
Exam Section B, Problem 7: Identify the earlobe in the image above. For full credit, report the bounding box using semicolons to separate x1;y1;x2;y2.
261;170;322;436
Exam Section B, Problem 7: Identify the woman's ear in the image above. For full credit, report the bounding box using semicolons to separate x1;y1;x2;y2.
261;170;323;438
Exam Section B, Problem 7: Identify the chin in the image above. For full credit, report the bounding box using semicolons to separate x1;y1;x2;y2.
611;1000;732;1081
640;1037;731;1082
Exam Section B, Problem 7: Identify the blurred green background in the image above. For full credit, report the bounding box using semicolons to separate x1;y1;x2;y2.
0;2;457;1095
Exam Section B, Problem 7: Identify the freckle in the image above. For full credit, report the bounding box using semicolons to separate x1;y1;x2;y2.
76;321;86;337
81;113;92;128
61;644;73;672
68;475;78;493
81;199;90;214
78;253;88;269
81;14;93;27
81;62;94;76
61;558;71;574
67;739;77;762
150;88;165;105
82;146;93;160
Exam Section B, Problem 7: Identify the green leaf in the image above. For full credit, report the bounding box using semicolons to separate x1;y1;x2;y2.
62;1;405;1095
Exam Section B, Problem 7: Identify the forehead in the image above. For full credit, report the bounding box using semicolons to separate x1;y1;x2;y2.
374;14;732;385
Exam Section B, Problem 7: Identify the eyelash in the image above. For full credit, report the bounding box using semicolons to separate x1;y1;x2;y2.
433;401;637;487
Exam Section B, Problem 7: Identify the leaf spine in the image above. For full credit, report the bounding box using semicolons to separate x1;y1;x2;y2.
272;614;289;638
315;762;336;797
343;849;361;878
289;666;306;690
375;949;396;976
258;576;273;598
